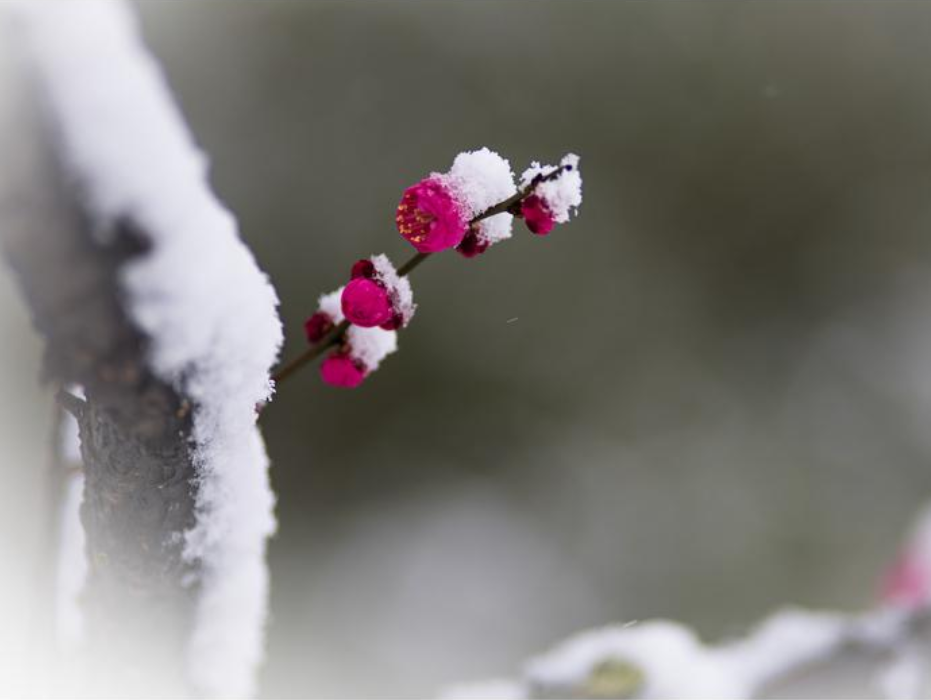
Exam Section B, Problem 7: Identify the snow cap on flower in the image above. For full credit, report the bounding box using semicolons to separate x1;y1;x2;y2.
397;147;516;255
346;324;397;373
519;153;583;234
446;148;517;256
341;254;415;329
881;506;931;610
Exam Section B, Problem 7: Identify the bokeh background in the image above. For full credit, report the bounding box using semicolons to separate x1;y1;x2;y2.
4;1;931;696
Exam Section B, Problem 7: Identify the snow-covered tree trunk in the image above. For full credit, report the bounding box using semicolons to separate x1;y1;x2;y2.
1;1;282;695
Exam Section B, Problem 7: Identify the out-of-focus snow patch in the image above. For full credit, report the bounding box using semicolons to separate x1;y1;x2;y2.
876;644;929;700
441;679;526;700
526;620;741;699
715;607;848;694
15;2;282;696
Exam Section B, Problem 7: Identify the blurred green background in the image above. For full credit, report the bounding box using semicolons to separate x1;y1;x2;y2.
5;1;931;696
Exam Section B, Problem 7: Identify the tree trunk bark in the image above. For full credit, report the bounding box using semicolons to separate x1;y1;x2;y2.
1;29;198;698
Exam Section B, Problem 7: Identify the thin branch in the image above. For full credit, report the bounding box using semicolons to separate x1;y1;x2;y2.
272;319;350;385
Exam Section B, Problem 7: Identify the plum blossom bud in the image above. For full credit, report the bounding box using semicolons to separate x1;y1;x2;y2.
341;278;393;328
519;153;583;235
304;311;334;344
304;288;345;346
456;228;490;259
320;353;366;388
320;324;397;389
341;254;415;329
520;194;556;236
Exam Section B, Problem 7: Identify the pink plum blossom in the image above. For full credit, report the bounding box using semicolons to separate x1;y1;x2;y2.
396;178;469;253
882;551;931;610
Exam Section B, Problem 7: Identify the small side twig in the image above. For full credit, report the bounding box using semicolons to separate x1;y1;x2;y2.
55;388;87;420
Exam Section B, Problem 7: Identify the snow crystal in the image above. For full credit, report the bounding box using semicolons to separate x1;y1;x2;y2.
444;147;516;246
520;153;583;223
346;324;397;372
16;2;282;696
370;253;415;326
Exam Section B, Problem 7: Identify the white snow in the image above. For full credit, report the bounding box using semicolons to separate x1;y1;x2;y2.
15;1;282;696
318;287;345;323
346;324;397;372
474;211;515;246
876;643;928;700
520;153;583;223
370;253;415;326
442;147;517;247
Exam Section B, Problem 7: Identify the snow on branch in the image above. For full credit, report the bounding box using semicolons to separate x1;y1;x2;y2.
445;505;931;700
10;0;282;695
445;607;930;699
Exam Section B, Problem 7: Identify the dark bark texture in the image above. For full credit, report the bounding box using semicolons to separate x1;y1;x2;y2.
1;56;199;695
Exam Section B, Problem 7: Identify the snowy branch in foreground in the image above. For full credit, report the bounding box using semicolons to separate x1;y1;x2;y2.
445;506;931;700
7;0;282;695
